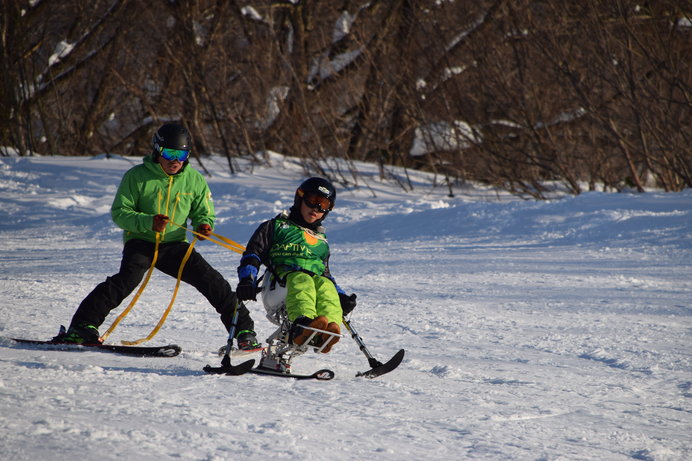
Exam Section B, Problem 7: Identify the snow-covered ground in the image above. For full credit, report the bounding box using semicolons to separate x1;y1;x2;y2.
0;154;690;460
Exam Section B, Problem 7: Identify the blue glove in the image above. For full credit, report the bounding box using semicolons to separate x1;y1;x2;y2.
238;264;258;281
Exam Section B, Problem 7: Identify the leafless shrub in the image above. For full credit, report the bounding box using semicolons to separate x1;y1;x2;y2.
1;0;689;196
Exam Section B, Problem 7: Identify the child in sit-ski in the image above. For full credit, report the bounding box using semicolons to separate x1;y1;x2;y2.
235;177;357;353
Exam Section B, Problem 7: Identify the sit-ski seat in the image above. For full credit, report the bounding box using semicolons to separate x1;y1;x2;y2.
259;272;342;373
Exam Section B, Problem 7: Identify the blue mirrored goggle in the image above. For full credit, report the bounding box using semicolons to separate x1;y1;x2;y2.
159;146;190;162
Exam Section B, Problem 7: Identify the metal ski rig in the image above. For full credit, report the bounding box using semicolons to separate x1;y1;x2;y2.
255;319;342;375
205;279;405;379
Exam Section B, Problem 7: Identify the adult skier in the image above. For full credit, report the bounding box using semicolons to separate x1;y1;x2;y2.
55;123;259;350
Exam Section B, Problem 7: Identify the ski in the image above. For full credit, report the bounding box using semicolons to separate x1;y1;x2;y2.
356;348;405;378
10;338;181;357
250;367;335;381
203;358;256;376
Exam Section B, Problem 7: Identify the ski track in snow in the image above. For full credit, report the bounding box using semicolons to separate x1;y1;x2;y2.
0;155;690;460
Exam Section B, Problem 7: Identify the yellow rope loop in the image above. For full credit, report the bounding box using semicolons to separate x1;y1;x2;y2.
121;238;197;345
99;233;161;342
168;221;246;254
210;231;246;253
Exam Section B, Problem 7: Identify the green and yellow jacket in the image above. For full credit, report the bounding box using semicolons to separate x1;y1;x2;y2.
239;210;333;279
111;156;214;243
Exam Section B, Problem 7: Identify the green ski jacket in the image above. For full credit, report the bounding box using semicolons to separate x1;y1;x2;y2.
111;156;214;243
269;215;330;276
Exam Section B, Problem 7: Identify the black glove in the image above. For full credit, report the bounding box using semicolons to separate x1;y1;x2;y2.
236;277;257;301
339;293;357;315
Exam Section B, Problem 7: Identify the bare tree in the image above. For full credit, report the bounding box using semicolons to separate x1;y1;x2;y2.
2;0;689;195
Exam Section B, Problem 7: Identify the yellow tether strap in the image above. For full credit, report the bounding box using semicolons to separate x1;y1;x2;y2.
99;232;161;342
99;224;246;344
169;221;246;254
121;237;197;345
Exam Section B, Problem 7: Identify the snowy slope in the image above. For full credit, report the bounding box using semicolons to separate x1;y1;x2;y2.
0;154;690;460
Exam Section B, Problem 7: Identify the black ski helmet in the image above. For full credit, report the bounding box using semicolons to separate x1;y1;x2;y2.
294;177;336;214
151;123;192;160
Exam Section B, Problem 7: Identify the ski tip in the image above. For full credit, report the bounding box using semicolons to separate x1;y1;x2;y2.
217;345;265;357
356;349;405;379
228;359;256;375
393;348;406;362
158;344;182;357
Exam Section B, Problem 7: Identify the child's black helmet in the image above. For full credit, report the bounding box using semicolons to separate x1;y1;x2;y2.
295;177;336;210
151;123;191;159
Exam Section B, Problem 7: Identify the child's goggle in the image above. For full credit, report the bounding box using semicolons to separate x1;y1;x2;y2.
303;192;333;213
159;146;190;162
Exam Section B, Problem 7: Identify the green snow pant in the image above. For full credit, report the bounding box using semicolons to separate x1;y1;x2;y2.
284;271;342;324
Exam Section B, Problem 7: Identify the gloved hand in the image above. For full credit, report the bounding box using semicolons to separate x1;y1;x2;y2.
152;214;170;233
339;293;357;315
236;277;257;301
196;224;212;240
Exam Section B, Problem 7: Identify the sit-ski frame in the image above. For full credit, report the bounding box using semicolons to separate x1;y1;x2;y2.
205;288;404;378
258;316;343;374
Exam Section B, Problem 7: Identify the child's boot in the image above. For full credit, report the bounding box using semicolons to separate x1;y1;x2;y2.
291;316;328;346
319;322;341;353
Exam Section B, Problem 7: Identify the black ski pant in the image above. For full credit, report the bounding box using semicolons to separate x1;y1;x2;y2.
70;239;254;335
